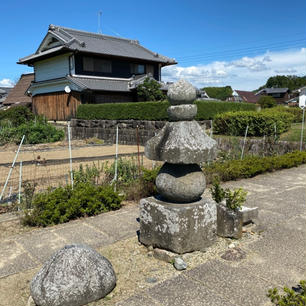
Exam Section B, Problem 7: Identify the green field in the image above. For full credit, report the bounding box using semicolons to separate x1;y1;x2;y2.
280;123;306;142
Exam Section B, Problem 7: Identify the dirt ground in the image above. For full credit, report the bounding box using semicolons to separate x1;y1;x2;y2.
0;141;152;201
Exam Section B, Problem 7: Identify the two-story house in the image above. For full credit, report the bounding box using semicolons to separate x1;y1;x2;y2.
18;25;176;120
255;87;291;104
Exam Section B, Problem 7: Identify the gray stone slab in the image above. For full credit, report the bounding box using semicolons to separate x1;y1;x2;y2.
84;214;137;242
17;230;67;263
147;274;235;306
115;210;140;232
184;259;272;306
0;240;37;278
246;225;306;269
116;293;161;306
52;222;113;248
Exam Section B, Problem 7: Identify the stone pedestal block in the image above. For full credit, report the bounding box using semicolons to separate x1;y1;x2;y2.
216;204;243;239
139;197;217;254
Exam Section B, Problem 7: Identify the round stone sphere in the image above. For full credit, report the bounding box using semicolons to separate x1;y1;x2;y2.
167;79;197;105
156;163;206;203
167;104;197;121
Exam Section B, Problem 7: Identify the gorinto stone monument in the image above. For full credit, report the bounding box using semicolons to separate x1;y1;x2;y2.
139;79;218;254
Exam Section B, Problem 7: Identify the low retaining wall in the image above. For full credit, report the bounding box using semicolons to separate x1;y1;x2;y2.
71;119;211;145
70;119;302;153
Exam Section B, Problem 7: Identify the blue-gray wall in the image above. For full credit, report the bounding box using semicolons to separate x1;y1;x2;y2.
34;54;71;82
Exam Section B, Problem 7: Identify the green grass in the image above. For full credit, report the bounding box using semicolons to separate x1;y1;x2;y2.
280;123;306;142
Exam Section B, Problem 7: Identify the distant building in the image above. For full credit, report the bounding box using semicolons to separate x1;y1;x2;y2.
227;90;259;103
255;87;290;104
3;73;34;107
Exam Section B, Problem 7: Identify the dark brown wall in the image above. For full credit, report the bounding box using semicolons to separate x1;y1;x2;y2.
32;91;81;121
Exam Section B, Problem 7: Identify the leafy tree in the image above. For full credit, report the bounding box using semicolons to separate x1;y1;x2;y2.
137;78;166;101
258;95;277;108
203;86;233;101
256;75;306;92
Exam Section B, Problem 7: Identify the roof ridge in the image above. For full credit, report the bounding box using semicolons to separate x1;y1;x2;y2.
51;24;137;43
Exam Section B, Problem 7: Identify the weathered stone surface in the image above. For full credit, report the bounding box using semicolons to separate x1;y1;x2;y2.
173;257;187;270
139;197;217;254
217;204;242;239
167;104;197;121
239;206;259;224
221;247;246;261
156;163;205;203
145;121;216;164
30;244;116;306
167;79;197;105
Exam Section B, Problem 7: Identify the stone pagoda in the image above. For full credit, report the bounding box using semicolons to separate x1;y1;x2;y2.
139;79;218;254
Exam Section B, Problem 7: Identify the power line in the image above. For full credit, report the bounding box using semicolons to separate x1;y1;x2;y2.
177;38;306;62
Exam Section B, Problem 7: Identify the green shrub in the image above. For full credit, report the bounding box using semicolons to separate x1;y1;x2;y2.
76;100;256;121
0;106;34;126
203;86;233;101
0;119;65;145
273;106;303;123
210;179;247;210
267;280;306;306
213;109;294;137
22;183;122;227
204;151;306;184
137;77;166;101
258;95;277;108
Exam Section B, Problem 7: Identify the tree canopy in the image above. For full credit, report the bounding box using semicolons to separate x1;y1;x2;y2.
202;86;233;101
257;75;306;92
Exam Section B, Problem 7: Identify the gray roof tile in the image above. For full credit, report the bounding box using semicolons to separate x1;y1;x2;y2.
19;25;177;66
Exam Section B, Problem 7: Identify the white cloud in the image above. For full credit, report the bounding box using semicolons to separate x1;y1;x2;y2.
162;48;306;90
0;78;15;87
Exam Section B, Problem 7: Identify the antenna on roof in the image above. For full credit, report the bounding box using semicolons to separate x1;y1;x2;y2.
98;11;102;34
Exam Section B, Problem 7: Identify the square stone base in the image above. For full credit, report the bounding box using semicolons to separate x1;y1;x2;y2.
139;197;217;254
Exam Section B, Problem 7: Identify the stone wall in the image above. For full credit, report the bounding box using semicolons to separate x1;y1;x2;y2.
70;119;303;153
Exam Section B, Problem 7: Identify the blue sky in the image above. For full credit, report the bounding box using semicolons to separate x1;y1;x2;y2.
1;0;305;90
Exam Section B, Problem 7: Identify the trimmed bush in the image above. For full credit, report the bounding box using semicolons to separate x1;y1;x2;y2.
203;151;306;183
76;100;256;121
22;183;122;227
273;106;303;123
137;77;166;101
213;109;294;137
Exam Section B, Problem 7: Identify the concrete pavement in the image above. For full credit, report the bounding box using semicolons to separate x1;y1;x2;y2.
0;165;305;306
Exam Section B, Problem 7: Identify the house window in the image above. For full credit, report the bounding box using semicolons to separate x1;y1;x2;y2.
83;57;112;73
131;64;145;75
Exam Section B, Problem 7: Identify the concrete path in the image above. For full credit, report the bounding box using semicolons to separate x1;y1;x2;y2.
0;165;305;305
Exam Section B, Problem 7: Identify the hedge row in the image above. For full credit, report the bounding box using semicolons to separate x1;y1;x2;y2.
204;151;306;183
213;109;294;137
76;100;256;121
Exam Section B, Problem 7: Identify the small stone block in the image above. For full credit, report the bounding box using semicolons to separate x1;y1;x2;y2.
238;206;259;224
153;248;177;263
139;197;217;254
217;204;242;239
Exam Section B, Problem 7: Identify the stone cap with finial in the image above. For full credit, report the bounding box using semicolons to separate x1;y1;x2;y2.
167;79;197;121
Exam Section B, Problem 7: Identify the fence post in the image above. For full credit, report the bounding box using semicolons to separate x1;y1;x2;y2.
136;125;141;175
240;125;249;160
0;135;25;202
68;122;74;189
18;160;23;207
210;120;213;138
300;107;305;151
113;125;119;191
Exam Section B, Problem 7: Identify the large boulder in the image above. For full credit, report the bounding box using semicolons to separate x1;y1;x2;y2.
30;244;116;306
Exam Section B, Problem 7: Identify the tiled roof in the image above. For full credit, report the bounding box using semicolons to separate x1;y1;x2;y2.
235;90;259;103
256;87;289;95
4;73;34;105
19;25;177;66
67;75;130;92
